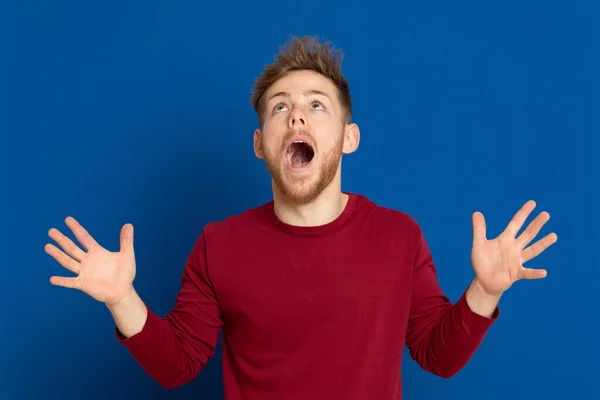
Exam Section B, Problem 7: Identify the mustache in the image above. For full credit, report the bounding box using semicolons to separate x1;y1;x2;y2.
282;128;315;148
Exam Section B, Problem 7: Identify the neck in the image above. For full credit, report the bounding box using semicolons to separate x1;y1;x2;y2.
272;180;348;227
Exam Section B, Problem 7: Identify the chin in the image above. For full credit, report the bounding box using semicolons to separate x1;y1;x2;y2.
276;167;320;203
278;182;324;205
277;162;341;205
262;138;343;204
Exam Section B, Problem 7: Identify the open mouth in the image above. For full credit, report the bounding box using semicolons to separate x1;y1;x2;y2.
286;140;315;169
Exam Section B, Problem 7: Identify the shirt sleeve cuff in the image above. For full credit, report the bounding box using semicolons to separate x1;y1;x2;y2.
456;288;500;329
114;303;162;349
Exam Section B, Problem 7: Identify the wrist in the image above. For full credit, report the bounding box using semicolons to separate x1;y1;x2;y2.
466;279;502;318
106;286;137;311
105;286;147;339
472;278;504;299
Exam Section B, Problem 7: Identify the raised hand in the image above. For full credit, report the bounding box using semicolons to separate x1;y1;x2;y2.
45;216;137;307
470;200;558;297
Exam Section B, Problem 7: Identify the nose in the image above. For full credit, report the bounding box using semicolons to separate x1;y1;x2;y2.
288;106;306;128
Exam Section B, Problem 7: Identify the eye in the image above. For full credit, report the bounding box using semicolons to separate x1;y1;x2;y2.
273;103;288;113
311;101;325;110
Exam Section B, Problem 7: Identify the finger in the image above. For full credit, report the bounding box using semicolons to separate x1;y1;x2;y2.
65;216;99;251
516;211;551;249
48;227;86;262
522;232;558;263
44;243;81;274
518;266;547;280
505;200;536;237
120;223;135;256
49;275;81;289
472;211;487;246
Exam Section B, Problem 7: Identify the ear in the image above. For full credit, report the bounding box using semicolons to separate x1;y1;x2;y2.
342;123;360;154
254;129;264;159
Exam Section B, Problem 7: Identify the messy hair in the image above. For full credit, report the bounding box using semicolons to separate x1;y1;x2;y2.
250;35;352;127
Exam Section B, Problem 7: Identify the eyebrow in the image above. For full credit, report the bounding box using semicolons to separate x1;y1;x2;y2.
267;89;332;104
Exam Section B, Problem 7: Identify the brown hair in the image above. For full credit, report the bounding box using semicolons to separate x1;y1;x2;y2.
250;35;352;127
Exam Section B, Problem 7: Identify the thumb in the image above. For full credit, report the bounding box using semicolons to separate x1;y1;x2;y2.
518;266;548;280
120;223;135;254
472;211;487;246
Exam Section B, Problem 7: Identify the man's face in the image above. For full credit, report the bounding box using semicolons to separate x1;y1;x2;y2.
254;70;358;204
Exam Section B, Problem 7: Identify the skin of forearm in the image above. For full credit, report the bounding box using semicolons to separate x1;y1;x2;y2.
465;278;501;318
106;288;148;338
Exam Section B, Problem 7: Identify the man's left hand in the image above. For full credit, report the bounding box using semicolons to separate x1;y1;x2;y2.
470;200;558;298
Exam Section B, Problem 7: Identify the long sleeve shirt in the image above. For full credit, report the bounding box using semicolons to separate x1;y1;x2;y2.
117;192;498;399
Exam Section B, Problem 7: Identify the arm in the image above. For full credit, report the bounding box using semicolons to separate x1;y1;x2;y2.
114;231;224;389
404;224;498;379
107;288;147;338
405;200;556;378
45;217;223;389
465;279;502;318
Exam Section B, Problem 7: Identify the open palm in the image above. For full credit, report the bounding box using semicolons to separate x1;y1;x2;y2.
45;216;136;306
471;200;558;296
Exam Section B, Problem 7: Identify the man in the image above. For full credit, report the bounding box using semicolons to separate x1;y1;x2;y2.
45;36;557;399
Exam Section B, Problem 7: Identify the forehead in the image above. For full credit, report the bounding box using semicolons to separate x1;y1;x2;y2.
265;70;339;101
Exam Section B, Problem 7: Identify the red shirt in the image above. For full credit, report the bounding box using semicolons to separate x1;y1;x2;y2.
117;193;498;399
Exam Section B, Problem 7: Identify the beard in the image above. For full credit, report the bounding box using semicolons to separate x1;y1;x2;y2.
261;128;344;205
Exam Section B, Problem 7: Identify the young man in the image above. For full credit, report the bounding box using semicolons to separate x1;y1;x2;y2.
45;36;557;399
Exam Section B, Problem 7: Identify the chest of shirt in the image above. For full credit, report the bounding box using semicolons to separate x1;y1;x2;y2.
207;231;414;348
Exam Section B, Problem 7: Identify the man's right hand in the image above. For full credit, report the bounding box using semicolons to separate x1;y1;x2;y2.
45;216;137;308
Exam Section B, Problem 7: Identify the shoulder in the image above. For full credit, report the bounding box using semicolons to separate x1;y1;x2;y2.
353;193;420;228
201;200;272;240
352;192;424;241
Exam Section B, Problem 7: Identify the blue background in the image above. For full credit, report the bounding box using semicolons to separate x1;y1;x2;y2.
1;0;598;399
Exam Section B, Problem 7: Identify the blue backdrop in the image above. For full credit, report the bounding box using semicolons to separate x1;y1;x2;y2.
1;1;598;399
